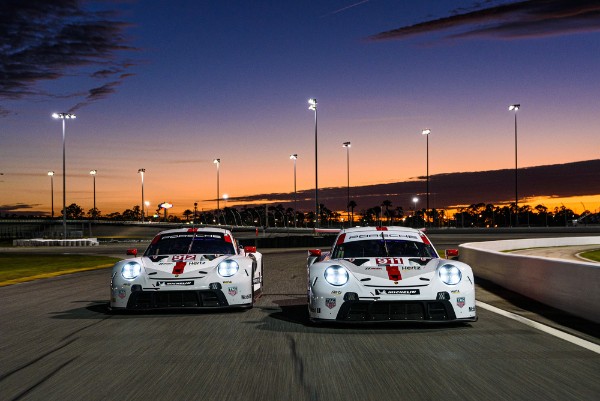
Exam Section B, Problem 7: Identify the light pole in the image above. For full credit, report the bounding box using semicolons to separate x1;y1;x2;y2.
223;193;229;225
509;104;520;226
144;201;150;220
213;158;221;222
412;197;418;228
343;141;351;227
421;129;431;226
89;170;97;218
52;112;76;239
159;202;172;222
290;154;298;227
308;98;319;228
48;171;55;218
138;168;145;222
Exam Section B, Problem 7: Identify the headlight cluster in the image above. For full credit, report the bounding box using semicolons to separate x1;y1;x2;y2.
121;262;142;280
324;265;349;286
438;264;462;285
218;260;239;277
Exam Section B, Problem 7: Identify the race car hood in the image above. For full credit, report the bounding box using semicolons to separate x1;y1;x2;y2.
140;253;230;276
339;257;438;285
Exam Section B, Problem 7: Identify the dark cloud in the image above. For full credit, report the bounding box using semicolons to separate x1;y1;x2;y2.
0;0;137;115
225;160;600;211
369;0;600;42
0;203;41;211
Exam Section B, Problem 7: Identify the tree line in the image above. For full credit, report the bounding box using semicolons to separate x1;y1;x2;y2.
2;200;594;228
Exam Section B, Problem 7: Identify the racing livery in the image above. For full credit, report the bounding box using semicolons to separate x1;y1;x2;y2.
110;228;262;311
307;226;477;323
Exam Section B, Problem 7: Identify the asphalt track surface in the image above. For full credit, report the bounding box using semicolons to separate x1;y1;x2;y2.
2;243;600;401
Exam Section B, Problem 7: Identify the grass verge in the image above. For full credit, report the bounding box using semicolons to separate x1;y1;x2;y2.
579;249;600;262
0;254;120;286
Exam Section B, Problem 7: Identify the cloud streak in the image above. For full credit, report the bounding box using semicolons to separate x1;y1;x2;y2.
369;0;600;42
0;0;137;115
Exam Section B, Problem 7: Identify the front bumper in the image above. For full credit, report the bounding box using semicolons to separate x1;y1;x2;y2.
123;289;232;310
331;299;477;322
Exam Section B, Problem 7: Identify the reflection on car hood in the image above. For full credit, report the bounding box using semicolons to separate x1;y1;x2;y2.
340;257;437;285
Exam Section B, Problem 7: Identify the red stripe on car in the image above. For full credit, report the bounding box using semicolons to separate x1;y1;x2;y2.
224;234;232;243
376;227;388;231
386;265;402;281
172;262;186;274
336;234;346;245
420;233;431;245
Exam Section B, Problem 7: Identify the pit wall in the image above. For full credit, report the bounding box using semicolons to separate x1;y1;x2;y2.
459;237;600;323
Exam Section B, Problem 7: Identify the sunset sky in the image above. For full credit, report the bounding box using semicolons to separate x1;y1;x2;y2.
1;0;599;216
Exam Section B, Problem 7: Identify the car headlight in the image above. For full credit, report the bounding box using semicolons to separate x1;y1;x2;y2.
438;264;462;285
121;262;142;280
324;265;349;286
218;260;239;277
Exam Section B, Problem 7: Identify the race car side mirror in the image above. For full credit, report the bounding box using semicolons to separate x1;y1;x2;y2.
126;249;138;256
244;246;257;254
445;249;459;259
308;249;322;257
307;249;322;268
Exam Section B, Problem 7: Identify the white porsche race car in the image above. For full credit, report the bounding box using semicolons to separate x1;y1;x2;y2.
307;226;477;323
110;228;262;311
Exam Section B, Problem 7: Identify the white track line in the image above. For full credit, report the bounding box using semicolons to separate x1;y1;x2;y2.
476;301;600;354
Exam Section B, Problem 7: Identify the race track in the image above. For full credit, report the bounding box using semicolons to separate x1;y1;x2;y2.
1;250;599;401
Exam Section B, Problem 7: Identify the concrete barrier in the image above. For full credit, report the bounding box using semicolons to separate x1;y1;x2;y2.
459;236;600;323
13;238;99;247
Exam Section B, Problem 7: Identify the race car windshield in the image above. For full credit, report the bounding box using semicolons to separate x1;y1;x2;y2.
144;233;235;256
332;239;437;259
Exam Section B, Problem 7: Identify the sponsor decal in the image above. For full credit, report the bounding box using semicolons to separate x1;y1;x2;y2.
331;290;342;295
348;233;419;240
451;290;460;294
228;286;238;296
401;265;422;270
156;280;194;286
325;298;336;309
187;261;204;266
376;289;420;295
386;266;402;281
172;254;197;261
222;280;232;284
158;262;173;265
241;294;252;300
365;267;383;270
469;306;476;312
457;297;465;308
376;257;403;265
118;289;126;299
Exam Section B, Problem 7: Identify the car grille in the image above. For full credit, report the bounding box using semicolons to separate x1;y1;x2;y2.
336;300;456;322
127;290;228;309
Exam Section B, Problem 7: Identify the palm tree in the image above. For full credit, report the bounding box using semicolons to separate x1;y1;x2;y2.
382;200;392;225
182;209;193;221
348;200;357;227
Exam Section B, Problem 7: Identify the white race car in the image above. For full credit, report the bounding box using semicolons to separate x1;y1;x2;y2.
307;226;477;323
110;228;262;311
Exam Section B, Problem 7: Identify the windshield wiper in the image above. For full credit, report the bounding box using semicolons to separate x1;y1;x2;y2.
185;231;198;254
381;232;390;257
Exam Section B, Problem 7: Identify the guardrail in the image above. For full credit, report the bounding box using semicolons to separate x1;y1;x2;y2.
459;237;600;323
